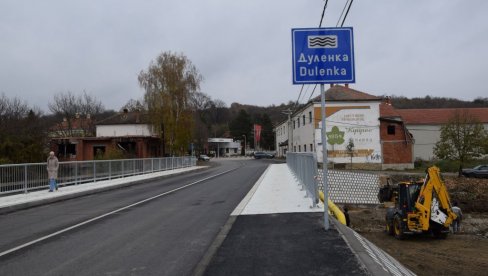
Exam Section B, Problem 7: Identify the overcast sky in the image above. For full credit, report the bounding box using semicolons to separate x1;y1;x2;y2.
1;0;487;112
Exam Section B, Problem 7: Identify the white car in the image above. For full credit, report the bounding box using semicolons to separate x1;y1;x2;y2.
198;154;210;161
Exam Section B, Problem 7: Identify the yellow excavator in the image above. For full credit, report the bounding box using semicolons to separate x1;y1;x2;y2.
378;166;457;239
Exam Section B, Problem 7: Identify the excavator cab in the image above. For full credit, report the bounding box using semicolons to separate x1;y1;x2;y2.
382;181;423;239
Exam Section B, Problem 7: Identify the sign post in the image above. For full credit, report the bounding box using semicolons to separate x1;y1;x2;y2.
320;83;329;230
292;27;355;231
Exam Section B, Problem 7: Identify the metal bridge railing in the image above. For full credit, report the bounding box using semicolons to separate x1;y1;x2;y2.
286;152;319;206
0;156;197;195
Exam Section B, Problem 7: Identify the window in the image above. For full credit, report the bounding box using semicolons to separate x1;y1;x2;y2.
58;143;77;158
303;115;305;125
310;144;313;152
304;144;307;152
293;121;296;129
297;118;300;128
93;146;106;159
298;145;301;152
294;146;296;152
387;125;396;135
309;111;312;123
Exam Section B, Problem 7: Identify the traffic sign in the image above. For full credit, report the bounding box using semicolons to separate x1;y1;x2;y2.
292;27;355;84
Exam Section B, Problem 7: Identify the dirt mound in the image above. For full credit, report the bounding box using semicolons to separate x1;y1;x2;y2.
444;176;488;212
347;207;488;276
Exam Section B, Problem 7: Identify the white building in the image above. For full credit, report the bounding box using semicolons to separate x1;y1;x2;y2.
275;85;414;170
96;110;155;138
207;138;242;157
396;108;488;161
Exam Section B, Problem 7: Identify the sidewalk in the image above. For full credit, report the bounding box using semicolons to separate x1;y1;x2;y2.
200;164;416;276
0;166;204;215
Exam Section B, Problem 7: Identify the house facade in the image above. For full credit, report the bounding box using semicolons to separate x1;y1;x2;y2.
396;108;488;161
50;110;163;161
275;85;414;170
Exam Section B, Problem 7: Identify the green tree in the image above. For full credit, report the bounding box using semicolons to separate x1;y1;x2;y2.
259;113;275;150
138;51;202;155
433;110;488;175
229;109;252;152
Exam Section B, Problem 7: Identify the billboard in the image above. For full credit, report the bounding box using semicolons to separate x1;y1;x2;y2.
314;104;382;164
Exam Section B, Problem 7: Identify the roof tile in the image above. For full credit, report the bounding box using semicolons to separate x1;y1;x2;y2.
397;108;488;124
310;85;381;102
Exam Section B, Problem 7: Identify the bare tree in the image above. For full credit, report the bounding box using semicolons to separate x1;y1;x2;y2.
48;91;104;137
121;98;146;112
190;92;212;111
0;94;45;163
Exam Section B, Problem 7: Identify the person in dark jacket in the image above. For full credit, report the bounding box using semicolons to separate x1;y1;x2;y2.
47;151;59;192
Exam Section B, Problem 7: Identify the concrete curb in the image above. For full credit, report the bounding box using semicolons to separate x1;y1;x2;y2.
193;216;238;276
0;166;207;215
331;217;416;276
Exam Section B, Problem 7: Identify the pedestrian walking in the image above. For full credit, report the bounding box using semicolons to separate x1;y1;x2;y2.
451;201;463;234
47;151;59;192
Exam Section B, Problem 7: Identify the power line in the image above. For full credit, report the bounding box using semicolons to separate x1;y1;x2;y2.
307;84;318;102
341;0;354;27
336;0;354;27
293;0;330;110
300;85;311;103
319;0;329;27
294;85;305;109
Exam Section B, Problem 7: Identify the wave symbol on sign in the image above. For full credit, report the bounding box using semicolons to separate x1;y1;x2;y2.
308;35;337;49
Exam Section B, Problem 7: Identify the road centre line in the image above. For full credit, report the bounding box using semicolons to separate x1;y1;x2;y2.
0;167;240;258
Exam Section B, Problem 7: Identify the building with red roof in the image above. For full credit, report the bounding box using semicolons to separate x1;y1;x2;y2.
396;108;488;160
274;85;414;170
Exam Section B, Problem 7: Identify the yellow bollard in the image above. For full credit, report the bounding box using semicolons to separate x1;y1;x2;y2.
319;191;347;226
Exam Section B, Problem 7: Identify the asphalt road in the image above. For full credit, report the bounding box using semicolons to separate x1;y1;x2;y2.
0;159;275;275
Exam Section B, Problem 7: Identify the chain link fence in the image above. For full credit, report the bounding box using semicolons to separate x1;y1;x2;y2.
317;169;380;205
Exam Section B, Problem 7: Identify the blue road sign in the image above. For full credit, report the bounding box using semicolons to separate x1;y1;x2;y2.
292;27;355;84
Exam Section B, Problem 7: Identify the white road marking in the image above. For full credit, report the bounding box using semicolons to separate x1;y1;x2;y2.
0;167;239;258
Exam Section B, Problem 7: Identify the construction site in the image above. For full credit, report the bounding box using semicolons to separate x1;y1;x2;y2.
345;174;488;276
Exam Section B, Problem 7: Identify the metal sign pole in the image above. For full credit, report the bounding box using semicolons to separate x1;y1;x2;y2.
320;84;329;230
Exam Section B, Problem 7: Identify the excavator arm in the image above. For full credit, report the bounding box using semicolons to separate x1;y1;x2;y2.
414;166;457;231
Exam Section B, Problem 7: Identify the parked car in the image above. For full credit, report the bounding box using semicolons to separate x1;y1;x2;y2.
461;165;488;178
198;154;210;161
253;151;274;159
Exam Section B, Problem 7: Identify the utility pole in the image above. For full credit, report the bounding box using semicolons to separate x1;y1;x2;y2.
320;84;329;230
282;109;293;154
242;134;246;156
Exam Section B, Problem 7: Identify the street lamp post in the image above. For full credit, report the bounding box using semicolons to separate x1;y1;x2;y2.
242;135;246;156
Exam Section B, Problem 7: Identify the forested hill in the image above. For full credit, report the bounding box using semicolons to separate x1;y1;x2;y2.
229;95;488;125
389;95;488;109
229;101;300;125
